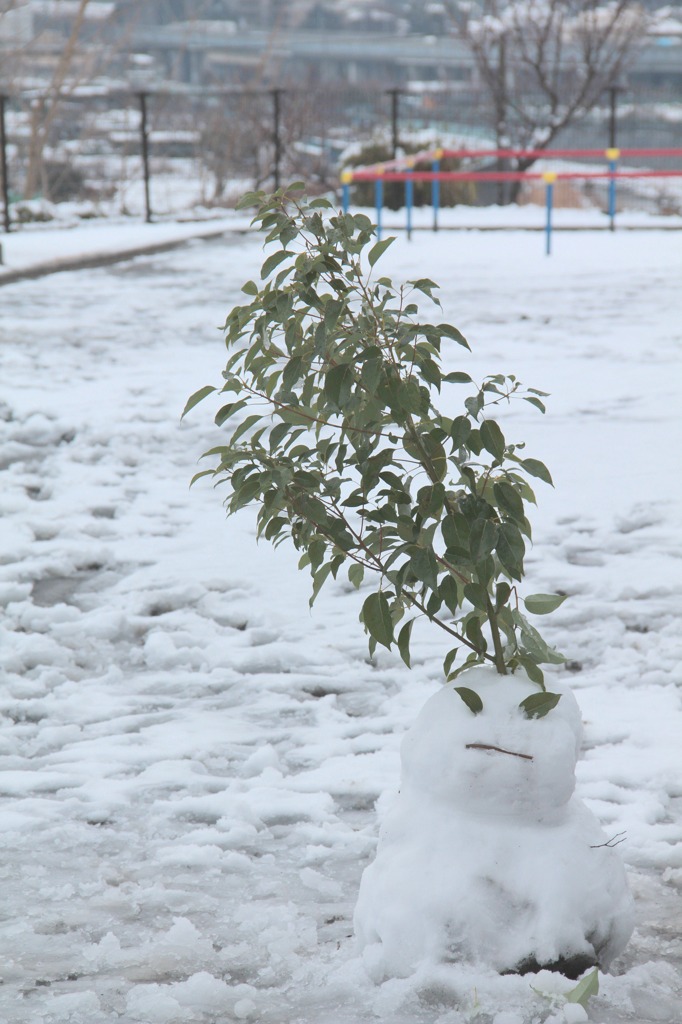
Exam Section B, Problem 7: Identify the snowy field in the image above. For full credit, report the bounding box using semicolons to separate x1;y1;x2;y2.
0;216;681;1024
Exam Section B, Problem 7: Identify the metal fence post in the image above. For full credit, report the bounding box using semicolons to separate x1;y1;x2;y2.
543;172;557;256
341;170;352;213
272;88;283;191
607;85;623;233
432;148;442;232
387;88;401;159
405;162;414;240
137;91;152;223
0;95;10;233
608;86;620;151
375;174;384;240
606;148;620;232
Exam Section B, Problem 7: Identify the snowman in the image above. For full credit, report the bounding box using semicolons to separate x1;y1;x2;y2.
354;668;633;980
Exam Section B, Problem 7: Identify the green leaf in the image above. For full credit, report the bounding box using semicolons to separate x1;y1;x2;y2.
182;385;216;419
524;593;568;615
523;395;546;414
469;519;498;562
464;583;489;612
442;513;470;553
308;538;326;570
215;399;248;426
450;415;471;449
362;592;394;649
465;615;487;653
405;433;448;483
416;483;445;519
231;474;261;512
241;280;259;296
495;581;511;611
513;609;565;665
310;562;333;607
521;458;553;486
359;356;382;394
230;413;264;445
437;324;470;349
496;522;525;580
282;356;303;391
517;654;545;687
454;686;483;715
565;968;599;1008
465;392;484;420
419;358;441;390
324;363;355;408
442;372;473;385
268;421;291;451
443;648;458;678
348;563;364;589
519;691;562;719
409;277;439;299
190;468;215;487
410;546;439;591
480;420;506;461
367;236;395;267
493;481;525;522
236;190;263;210
260;249;292;280
439;574;461;615
397;618;414;668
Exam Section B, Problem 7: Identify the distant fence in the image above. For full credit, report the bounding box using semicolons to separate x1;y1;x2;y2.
1;84;681;231
343;146;682;233
340;146;682;252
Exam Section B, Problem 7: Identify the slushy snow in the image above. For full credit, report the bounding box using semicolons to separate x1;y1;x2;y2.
0;216;680;1023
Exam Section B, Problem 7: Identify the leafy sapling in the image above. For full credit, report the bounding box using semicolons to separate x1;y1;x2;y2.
184;185;566;717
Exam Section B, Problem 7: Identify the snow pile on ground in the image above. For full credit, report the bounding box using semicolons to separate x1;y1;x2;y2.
355;671;633;979
0;222;680;1023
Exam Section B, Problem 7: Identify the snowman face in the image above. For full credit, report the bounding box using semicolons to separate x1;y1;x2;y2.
399;670;582;819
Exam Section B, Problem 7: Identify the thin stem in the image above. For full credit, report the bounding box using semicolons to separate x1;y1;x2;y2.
485;593;508;675
405;591;494;662
434;551;471;587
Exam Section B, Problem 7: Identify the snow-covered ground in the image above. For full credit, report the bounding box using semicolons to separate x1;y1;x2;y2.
0;215;681;1024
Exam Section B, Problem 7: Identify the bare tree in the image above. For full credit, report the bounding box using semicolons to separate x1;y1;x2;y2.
23;0;96;198
3;0;139;202
445;0;649;185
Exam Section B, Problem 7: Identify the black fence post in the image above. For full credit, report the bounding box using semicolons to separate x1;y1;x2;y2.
608;86;620;150
272;88;283;191
387;88;401;158
137;91;152;223
0;95;10;234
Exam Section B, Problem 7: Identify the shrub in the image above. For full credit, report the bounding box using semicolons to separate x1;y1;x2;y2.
185;186;565;716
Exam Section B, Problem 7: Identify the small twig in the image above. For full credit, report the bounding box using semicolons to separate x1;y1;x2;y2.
465;742;534;761
590;832;627;850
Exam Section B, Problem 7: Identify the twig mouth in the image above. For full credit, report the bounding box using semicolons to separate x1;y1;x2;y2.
465;742;533;761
